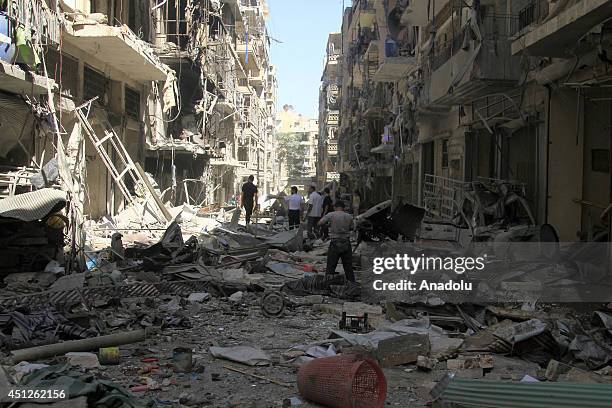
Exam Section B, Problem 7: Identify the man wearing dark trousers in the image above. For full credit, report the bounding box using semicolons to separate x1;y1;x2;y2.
284;186;304;229
318;200;356;282
241;175;258;225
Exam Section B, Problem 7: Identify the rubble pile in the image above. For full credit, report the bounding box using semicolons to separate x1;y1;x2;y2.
0;190;610;407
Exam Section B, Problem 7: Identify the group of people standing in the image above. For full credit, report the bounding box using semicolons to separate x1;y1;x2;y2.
283;185;357;283
238;177;359;283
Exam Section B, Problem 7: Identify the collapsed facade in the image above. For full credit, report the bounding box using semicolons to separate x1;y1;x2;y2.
0;0;278;226
322;0;612;242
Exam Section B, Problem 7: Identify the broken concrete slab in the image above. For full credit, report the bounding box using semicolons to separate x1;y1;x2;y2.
375;333;430;367
209;346;271;366
417;355;435;371
64;352;101;368
447;355;494;370
187;292;211;303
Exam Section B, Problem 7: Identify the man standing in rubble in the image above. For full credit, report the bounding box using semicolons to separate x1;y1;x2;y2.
306;185;324;239
241;175;258;225
318;200;356;282
284;186;304;230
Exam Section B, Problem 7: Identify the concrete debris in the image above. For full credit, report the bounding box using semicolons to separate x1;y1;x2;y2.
209;346;272;366
0;0;610;404
375;333;430;367
63;352;100;369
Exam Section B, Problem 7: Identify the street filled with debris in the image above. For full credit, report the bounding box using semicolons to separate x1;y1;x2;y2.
2;0;612;407
0;189;611;407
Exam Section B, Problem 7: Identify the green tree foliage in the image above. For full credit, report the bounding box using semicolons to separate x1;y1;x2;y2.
277;131;309;181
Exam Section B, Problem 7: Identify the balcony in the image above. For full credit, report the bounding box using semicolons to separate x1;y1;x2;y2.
512;0;612;57
236;38;263;71
401;0;447;27
427;14;522;107
327;142;338;155
373;56;416;82
327;111;339;126
350;0;377;31
248;72;265;91
64;23;168;82
0;61;55;95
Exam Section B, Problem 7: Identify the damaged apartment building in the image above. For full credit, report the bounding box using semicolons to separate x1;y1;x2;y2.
0;0;278;219
323;0;612;242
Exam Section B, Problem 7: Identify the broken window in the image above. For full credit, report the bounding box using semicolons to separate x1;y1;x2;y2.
125;86;141;120
45;50;79;98
84;65;108;104
162;0;189;49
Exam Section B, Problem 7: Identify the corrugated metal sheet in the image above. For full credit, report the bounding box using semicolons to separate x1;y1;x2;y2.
0;280;212;310
0;188;66;221
438;377;612;408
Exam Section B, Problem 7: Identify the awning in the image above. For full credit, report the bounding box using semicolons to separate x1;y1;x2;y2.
0;189;66;221
64;23;168;81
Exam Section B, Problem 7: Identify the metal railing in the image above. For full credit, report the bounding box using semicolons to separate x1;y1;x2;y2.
5;0;61;45
423;174;528;220
431;13;520;71
518;0;549;31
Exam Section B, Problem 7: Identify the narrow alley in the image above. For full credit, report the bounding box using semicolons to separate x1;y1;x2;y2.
0;1;612;407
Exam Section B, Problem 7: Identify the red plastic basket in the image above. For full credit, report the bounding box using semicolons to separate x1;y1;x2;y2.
297;354;387;408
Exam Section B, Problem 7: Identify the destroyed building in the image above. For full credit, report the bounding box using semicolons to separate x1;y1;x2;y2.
317;32;342;187
1;1;612;408
324;0;612;242
0;0;278;220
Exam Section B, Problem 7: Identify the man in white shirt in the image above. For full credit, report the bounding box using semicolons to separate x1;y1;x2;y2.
306;185;324;239
284;186;304;229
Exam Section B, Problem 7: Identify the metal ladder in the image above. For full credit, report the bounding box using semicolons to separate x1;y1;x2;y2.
75;100;171;224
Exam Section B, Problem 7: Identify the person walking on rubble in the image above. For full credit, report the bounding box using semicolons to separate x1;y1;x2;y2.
306;185;324;239
285;186;305;230
241;175;258;225
318;200;356;282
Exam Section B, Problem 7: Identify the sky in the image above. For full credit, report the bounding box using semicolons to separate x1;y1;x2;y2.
267;0;345;118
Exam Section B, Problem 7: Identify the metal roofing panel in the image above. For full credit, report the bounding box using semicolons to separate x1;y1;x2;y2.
0;188;66;221
439;378;612;408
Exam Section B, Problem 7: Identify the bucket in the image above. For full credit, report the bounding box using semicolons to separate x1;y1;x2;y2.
172;347;193;373
98;347;120;365
297;354;387;408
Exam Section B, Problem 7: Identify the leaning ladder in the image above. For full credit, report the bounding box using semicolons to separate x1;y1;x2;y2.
75;100;172;224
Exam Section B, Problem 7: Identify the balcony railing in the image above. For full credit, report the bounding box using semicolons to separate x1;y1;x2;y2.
518;0;549;31
5;0;60;45
432;13;520;71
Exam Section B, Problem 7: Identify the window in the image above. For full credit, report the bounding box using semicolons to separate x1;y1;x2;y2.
84;66;107;103
442;139;449;168
125;86;141;120
238;146;249;162
519;2;536;31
